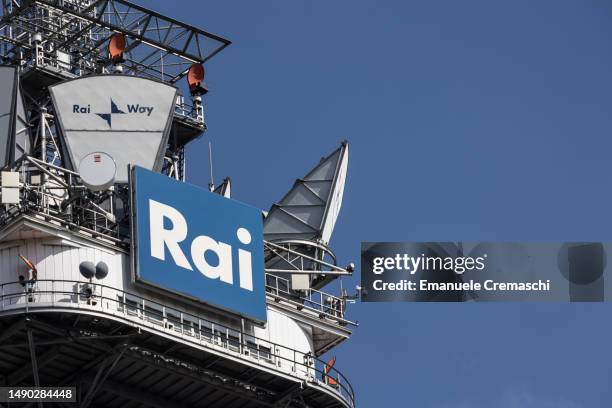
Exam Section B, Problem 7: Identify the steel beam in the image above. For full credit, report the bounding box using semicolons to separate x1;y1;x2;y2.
97;378;191;408
8;343;62;384
81;345;127;408
0;319;24;343
26;330;42;408
123;347;278;407
0;333;135;351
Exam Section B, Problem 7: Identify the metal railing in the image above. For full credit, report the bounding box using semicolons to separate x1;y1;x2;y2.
264;239;349;275
174;96;205;125
0;279;356;408
266;274;348;321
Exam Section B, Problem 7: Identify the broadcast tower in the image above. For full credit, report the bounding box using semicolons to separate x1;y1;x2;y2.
0;1;356;407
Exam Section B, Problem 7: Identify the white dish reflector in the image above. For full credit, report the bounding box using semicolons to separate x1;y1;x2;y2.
79;152;116;191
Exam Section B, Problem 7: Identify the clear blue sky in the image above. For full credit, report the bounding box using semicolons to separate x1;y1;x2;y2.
151;1;612;406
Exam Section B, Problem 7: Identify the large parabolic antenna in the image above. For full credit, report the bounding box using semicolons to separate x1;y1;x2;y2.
0;66;30;168
49;75;177;183
264;141;349;289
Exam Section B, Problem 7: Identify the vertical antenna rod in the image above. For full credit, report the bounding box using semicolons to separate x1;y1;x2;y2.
208;141;214;191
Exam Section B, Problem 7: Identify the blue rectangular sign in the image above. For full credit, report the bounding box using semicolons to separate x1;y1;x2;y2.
131;166;267;322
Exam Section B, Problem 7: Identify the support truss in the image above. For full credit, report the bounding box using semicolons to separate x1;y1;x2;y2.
0;0;231;82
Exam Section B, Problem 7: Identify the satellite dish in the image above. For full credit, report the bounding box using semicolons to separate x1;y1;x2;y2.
79;261;95;279
95;261;109;280
108;33;126;64
78;152;116;191
187;63;207;95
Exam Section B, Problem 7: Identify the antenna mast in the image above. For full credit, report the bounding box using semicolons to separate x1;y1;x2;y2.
208;140;215;191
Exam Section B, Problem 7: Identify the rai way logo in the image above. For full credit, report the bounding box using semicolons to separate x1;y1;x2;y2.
72;99;155;127
96;99;124;127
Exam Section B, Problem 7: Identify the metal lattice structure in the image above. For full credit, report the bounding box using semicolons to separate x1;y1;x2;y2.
0;0;232;184
0;0;231;82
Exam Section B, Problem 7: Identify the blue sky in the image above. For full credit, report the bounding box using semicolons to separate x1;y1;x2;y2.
151;1;612;406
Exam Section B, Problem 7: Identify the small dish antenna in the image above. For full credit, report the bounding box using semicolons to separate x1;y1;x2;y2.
108;33;126;64
79;152;116;191
79;261;96;279
95;261;109;280
79;261;109;280
187;63;207;95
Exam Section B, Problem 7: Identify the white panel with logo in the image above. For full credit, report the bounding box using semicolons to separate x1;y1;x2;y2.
49;75;177;184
